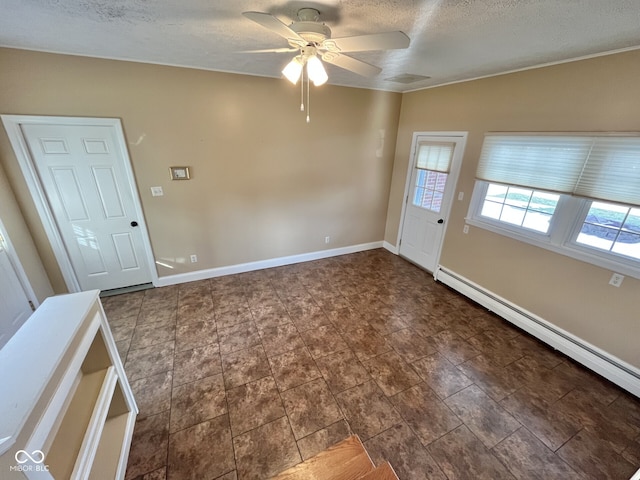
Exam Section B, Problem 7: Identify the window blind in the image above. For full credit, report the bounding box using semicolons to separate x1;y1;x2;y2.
477;134;640;205
416;141;454;173
476;135;591;193
574;137;640;205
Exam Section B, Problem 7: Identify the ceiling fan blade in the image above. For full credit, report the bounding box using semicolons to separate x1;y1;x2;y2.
322;52;382;77
322;31;410;53
241;47;299;54
242;11;305;43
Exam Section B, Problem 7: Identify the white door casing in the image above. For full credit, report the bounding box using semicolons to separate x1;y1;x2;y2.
398;132;467;272
0;223;36;349
1;116;157;292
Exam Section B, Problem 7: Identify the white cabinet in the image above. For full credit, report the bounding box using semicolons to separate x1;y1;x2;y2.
0;291;137;479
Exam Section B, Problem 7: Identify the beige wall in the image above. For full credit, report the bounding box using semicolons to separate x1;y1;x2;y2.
2;46;638;370
0;161;53;302
386;50;640;368
0;48;401;293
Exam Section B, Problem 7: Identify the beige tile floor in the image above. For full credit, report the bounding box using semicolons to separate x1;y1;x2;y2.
102;249;640;480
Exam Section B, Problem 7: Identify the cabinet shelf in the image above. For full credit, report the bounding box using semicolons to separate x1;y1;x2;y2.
47;367;113;479
90;410;136;479
0;291;138;479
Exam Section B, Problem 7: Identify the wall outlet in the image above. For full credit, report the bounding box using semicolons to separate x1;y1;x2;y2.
609;273;624;287
324;236;330;244
458;191;464;201
150;186;164;197
190;254;198;263
463;225;469;234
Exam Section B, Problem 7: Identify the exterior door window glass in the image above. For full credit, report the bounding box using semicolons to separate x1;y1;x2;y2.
413;170;448;213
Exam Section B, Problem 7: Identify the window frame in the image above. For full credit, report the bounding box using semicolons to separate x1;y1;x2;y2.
471;182;565;239
467;180;640;279
565;200;640;267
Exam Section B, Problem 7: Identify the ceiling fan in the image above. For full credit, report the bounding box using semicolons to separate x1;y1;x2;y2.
242;8;410;86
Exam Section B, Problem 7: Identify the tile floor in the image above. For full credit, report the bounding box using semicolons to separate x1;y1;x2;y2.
102;249;640;480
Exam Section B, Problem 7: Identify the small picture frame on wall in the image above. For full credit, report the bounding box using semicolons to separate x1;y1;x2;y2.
169;166;190;180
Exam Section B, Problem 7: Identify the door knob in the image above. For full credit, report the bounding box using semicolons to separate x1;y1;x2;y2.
437;219;444;224
130;221;139;227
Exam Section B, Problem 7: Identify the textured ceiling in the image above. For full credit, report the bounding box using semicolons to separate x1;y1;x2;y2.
2;0;640;92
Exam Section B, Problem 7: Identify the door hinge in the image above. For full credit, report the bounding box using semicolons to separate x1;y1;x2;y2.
405;195;409;204
28;301;36;312
399;238;402;246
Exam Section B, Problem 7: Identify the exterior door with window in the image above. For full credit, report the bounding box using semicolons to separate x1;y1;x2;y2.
399;133;466;272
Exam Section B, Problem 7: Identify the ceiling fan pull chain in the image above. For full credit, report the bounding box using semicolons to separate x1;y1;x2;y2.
300;66;305;112
306;71;311;123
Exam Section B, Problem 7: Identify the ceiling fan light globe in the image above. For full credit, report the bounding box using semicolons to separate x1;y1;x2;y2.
307;55;328;86
282;56;303;84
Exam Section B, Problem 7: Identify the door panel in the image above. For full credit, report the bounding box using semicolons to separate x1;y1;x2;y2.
52;167;90;221
83;138;109;154
21;123;152;291
41;138;69;154
402;211;421;250
422;222;438;256
0;245;32;349
77;232;108;275
93;167;126;218
399;134;466;272
112;233;139;270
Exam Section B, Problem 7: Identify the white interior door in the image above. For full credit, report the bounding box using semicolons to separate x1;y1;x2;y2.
399;133;466;272
0;235;33;349
19;123;153;292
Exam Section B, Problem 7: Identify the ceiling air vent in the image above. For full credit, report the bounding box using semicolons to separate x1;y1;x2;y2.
385;73;431;84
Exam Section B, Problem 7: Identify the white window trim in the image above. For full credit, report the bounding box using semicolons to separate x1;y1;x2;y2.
466;180;640;280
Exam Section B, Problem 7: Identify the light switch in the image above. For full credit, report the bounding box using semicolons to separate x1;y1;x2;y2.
150;186;164;197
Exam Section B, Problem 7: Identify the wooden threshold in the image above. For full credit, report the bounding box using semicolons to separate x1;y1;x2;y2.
359;462;399;480
272;435;374;480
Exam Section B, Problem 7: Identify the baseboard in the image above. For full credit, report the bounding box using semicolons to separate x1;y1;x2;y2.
382;241;398;254
434;265;640;398
155;241;384;287
100;282;154;297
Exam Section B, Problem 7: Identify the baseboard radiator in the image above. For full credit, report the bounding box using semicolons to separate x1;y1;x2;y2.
434;266;640;398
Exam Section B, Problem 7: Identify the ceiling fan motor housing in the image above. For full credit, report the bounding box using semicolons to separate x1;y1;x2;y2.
289;21;331;45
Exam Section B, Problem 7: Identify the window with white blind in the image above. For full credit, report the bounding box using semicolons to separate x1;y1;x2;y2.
468;134;640;278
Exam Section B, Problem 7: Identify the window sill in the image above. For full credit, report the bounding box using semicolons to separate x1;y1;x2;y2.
465;217;640;280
